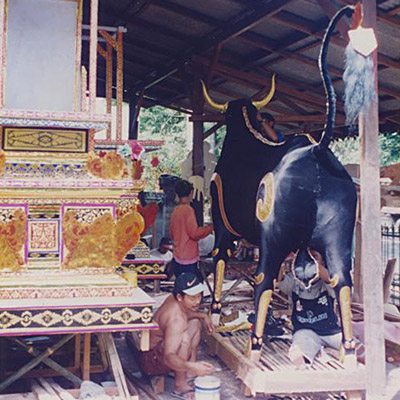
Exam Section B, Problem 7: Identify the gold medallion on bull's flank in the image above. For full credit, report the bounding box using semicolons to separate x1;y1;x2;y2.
256;173;274;222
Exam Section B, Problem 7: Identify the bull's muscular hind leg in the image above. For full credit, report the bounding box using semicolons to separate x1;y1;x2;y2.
246;289;273;361
324;241;357;366
338;286;357;367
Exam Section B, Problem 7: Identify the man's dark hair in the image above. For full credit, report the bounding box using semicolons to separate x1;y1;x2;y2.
260;112;275;126
159;237;173;247
175;179;193;198
173;291;185;299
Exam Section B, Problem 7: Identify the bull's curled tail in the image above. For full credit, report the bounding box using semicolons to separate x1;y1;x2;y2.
318;6;355;150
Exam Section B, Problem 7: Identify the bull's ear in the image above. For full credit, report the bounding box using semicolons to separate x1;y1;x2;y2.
201;80;228;113
252;74;276;110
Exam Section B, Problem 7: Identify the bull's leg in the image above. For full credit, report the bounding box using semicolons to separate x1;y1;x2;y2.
211;234;234;325
324;246;357;367
210;179;236;325
248;247;288;361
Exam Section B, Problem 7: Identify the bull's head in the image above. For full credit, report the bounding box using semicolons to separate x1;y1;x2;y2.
201;76;282;147
201;74;276;113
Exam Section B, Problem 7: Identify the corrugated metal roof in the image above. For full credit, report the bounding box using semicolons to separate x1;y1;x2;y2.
93;0;400;136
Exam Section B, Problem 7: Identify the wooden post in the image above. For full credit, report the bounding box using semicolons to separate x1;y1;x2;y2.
0;0;6;108
89;0;99;114
82;333;91;381
116;29;124;141
74;334;81;388
360;0;386;397
353;218;363;303
191;61;205;225
106;42;113;140
129;89;145;140
140;329;150;351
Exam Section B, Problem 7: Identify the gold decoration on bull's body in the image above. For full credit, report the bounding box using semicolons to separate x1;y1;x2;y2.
86;150;128;180
254;272;264;285
329;273;339;288
62;209;144;269
0;208;26;271
0;150;5;175
242;107;285;147
255;290;273;338
339;286;353;342
201;81;228;113
252;74;276;110
297;133;317;145
211;173;240;237
214;259;226;302
256;173;275;223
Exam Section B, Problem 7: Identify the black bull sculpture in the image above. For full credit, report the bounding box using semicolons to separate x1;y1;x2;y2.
203;6;358;361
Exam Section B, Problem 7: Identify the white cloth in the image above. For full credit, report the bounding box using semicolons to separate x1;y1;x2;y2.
149;249;173;263
199;233;215;257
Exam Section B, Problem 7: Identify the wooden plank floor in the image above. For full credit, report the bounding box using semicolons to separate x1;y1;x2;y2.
207;330;366;397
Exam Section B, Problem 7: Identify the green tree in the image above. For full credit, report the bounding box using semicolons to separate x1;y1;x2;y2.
139;106;189;190
331;132;400;166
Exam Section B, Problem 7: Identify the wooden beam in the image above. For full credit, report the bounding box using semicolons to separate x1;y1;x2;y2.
204;122;224;139
388;5;400;16
97;43;107;59
273;8;400;71
206;43;223;88
359;0;386;397
195;56;339;113
99;29;118;50
131;0;299;91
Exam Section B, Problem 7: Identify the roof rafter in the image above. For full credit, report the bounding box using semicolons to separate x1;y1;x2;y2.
130;0;299;91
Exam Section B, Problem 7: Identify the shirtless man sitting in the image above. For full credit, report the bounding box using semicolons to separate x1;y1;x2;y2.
139;272;215;400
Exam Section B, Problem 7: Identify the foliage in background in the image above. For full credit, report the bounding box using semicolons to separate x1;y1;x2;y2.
139;106;189;190
138;106;399;191
331;132;400;166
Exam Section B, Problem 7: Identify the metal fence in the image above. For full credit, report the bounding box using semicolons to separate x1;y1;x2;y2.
381;225;400;306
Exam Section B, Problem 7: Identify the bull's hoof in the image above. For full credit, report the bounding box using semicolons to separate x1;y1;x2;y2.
339;342;357;369
211;312;221;326
210;302;222;325
245;338;262;362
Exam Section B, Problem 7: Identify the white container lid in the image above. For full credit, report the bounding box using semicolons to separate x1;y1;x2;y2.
194;375;221;390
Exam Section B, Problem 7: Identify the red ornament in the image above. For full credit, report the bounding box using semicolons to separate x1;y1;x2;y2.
151;156;159;168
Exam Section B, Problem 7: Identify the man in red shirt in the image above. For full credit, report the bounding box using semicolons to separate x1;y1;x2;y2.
170;180;214;278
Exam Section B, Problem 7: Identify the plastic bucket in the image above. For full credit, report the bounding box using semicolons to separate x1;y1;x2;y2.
194;375;221;400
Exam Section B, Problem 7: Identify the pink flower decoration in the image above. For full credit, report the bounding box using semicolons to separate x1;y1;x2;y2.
129;140;144;160
151;156;159;168
99;150;107;158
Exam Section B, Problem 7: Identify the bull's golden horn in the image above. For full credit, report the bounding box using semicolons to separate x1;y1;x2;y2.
201;80;228;113
252;74;276;110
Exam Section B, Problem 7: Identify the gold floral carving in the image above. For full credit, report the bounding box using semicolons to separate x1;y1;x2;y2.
62;210;144;269
115;212;144;262
0;209;26;271
86;151;128;180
